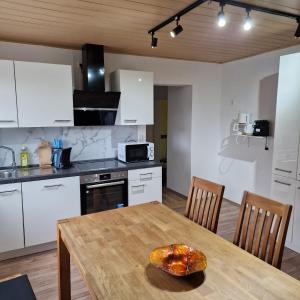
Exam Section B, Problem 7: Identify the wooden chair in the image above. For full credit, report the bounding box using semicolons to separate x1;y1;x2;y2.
185;176;225;233
233;191;292;269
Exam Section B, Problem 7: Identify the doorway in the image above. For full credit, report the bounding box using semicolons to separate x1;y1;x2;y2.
146;85;192;196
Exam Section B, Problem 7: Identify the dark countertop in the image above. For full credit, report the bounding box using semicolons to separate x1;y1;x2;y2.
0;159;162;185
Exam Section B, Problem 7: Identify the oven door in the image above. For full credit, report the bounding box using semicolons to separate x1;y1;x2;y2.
81;180;128;215
126;144;149;162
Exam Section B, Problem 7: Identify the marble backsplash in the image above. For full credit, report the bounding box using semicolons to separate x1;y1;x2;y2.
0;126;139;167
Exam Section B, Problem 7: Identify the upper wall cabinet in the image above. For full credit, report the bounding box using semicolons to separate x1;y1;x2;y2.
14;61;74;127
111;70;154;125
273;53;300;179
0;60;18;128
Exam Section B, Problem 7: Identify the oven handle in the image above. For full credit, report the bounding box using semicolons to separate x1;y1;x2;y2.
86;181;125;190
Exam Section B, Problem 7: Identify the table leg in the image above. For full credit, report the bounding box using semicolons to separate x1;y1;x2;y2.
57;227;71;300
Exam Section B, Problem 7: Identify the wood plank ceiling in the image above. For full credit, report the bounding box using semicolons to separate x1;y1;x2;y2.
0;0;299;63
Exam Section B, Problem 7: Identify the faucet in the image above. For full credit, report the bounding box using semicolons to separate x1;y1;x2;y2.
0;146;16;169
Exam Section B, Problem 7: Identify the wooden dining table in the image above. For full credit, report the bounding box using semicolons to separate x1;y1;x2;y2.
57;201;300;300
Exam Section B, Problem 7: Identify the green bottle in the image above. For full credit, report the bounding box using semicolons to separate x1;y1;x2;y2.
20;145;29;168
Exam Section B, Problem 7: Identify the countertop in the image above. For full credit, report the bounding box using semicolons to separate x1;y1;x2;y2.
0;159;162;185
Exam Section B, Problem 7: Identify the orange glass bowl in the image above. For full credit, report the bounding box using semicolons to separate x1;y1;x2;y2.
149;244;207;276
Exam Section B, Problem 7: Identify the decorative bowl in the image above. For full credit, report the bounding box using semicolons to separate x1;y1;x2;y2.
149;244;207;276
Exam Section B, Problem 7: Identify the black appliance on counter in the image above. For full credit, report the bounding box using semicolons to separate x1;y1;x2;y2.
253;120;270;137
73;44;121;126
52;147;72;169
80;170;128;215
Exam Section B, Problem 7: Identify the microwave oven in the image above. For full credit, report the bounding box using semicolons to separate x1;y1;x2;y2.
118;142;154;163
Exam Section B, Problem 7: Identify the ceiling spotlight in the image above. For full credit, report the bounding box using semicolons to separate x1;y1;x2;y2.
151;34;158;48
295;18;300;39
170;18;183;38
243;9;253;31
217;4;227;28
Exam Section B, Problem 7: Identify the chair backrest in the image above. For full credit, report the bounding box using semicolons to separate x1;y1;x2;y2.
233;191;292;269
185;176;225;233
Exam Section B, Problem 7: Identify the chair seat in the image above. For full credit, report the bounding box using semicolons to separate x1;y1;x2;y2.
0;275;36;300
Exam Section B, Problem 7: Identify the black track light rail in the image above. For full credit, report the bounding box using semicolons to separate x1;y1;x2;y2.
148;0;300;35
148;0;208;34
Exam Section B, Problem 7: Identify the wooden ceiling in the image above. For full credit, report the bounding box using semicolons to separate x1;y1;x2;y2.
0;0;300;63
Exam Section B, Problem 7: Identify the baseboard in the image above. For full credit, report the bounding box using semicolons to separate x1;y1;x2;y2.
0;242;56;261
164;187;187;200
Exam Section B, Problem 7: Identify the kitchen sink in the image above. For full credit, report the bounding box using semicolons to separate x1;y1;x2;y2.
0;170;15;179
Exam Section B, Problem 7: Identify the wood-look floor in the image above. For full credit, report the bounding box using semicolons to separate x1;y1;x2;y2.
0;188;300;300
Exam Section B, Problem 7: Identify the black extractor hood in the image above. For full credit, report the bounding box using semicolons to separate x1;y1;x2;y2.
73;44;120;126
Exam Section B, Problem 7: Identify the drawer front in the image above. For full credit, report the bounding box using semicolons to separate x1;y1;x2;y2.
22;177;80;246
128;167;162;182
128;177;162;206
273;150;298;179
0;183;24;252
271;175;296;243
293;185;300;250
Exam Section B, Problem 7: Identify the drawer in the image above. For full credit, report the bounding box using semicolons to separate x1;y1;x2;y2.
128;167;162;182
128;177;162;206
270;174;296;243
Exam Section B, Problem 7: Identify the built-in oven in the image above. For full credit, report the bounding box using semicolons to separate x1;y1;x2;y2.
80;171;128;215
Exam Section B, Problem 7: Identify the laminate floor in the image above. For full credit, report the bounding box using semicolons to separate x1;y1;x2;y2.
0;188;299;300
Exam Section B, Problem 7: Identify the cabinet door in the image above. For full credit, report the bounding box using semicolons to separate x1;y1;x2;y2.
273;54;300;179
128;177;162;206
0;60;18;128
15;61;74;127
0;183;24;252
22;177;80;246
293;184;300;251
115;70;154;125
270;175;295;243
128;167;162;181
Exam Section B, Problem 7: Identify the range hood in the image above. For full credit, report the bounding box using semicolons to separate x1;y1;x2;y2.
73;44;120;126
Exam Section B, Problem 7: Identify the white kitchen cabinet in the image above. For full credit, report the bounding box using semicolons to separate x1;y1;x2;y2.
15;61;74;127
0;60;18;128
128;167;162;206
111;70;154;125
273;53;300;179
0;183;24;252
293;184;300;252
22;176;80;247
270;174;296;243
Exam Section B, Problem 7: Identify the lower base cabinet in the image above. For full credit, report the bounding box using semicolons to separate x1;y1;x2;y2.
0;183;24;252
22;176;80;247
293;184;300;251
128;167;162;206
270;174;296;243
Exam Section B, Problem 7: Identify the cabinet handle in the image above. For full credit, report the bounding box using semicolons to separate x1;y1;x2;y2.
275;168;292;174
0;189;18;195
44;184;64;189
132;184;145;187
0;120;16;123
54;119;72;122
87;181;125;189
274;180;291;186
132;184;145;189
124;119;137;123
140;173;153;181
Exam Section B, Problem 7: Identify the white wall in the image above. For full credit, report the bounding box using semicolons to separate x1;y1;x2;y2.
167;86;192;196
219;44;300;204
104;52;223;184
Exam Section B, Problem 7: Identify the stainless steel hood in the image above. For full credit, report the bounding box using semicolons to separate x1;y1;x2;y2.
73;44;120;126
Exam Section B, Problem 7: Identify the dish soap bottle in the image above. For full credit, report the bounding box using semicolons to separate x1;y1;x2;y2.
20;145;29;168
